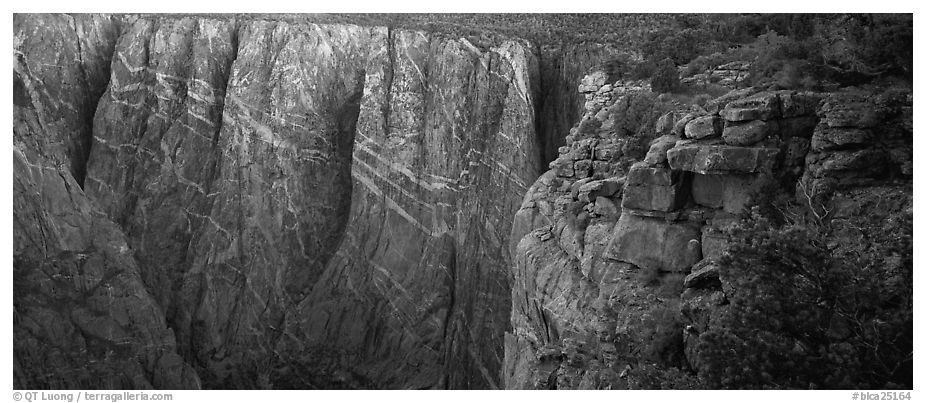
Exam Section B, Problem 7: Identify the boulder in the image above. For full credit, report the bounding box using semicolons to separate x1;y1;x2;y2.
703;87;760;114
667;144;779;175
643;135;680;165
685;115;723;140
577;177;625;203
721;92;781;122
605;213;702;273
684;261;721;289
722;120;776;146
672;112;700;137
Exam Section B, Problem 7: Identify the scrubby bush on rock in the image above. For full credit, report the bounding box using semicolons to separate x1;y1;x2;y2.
695;205;912;389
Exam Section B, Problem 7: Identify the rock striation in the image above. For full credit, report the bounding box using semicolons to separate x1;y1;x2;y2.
14;13;912;390
14;14;200;389
15;13;579;389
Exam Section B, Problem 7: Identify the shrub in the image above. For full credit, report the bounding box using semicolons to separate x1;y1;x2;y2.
626;364;703;390
650;58;681;93
628;59;657;80
696;208;913;389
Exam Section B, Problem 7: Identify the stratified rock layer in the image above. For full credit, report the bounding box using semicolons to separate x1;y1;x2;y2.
505;70;912;389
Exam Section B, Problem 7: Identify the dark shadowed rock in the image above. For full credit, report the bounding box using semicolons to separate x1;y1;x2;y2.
777;116;819;139
779;91;822;118
690;173;756;214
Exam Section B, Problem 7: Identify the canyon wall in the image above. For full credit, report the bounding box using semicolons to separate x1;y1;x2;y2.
14;14;621;389
14;14;200;389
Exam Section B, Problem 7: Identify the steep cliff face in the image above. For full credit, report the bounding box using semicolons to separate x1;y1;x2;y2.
83;17;375;385
287;33;541;388
14;14;200;389
503;69;912;388
14;14;577;389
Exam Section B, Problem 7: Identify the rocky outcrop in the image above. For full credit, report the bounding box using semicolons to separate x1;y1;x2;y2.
536;43;621;167
504;67;912;388
801;88;912;197
681;61;751;89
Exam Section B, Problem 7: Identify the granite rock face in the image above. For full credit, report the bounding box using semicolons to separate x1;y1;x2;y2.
14;14;199;389
16;14;547;389
292;32;542;389
15;14;913;391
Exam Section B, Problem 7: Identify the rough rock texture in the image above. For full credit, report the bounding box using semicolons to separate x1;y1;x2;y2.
505;74;912;389
15;13;913;391
292;32;542;389
505;72;702;388
14;14;200;389
801;88;912;195
15;13;555;389
606;213;701;273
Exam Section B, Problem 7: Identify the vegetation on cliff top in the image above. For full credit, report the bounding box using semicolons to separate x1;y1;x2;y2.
144;13;911;92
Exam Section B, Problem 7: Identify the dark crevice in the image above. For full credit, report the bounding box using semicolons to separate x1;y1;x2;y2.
69;15;121;189
531;42;548;175
284;71;366;299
